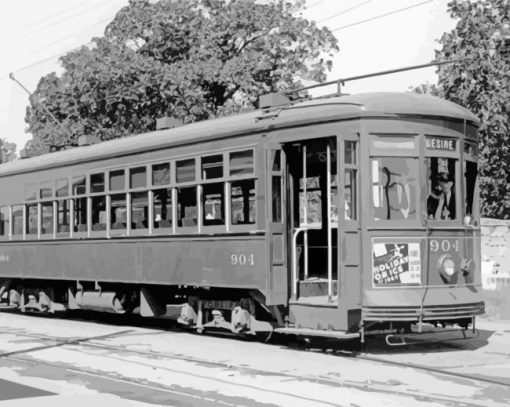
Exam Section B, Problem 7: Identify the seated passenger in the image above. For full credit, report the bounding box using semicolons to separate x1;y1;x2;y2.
427;172;456;220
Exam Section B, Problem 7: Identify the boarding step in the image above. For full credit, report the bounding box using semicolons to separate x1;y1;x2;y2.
290;295;338;307
289;299;343;331
298;279;338;297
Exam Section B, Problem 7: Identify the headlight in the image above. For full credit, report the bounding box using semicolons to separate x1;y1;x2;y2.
439;255;457;282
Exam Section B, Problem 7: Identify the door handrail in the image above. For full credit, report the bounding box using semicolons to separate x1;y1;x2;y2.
292;226;321;299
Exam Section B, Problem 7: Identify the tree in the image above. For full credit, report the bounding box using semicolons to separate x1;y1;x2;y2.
0;139;17;163
24;0;338;156
421;0;509;219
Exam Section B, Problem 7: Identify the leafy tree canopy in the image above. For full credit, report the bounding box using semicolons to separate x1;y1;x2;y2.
416;0;509;219
0;139;17;163
24;0;338;155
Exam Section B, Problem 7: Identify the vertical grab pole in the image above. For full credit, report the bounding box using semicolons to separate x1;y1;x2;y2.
326;143;332;301
303;145;308;281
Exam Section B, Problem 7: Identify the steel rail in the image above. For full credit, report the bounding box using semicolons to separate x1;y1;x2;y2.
344;351;510;389
2;328;501;407
2;323;510;391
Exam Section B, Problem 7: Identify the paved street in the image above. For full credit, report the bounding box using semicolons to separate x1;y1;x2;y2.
0;312;509;406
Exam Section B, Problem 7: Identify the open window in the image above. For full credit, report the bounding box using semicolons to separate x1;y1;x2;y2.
0;207;9;238
153;188;172;231
426;157;457;221
40;201;54;235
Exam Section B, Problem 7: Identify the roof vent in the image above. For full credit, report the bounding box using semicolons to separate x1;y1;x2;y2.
78;135;100;146
258;92;290;109
156;117;183;130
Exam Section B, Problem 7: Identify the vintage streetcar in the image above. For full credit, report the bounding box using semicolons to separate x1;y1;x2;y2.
0;91;484;344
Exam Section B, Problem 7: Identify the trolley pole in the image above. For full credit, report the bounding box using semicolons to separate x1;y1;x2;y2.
9;73;73;140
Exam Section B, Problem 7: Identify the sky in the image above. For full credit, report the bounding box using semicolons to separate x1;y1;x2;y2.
0;0;457;152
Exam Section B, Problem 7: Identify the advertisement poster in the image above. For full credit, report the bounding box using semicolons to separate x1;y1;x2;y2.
372;242;421;287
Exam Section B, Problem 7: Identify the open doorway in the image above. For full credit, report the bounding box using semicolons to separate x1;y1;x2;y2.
285;137;338;299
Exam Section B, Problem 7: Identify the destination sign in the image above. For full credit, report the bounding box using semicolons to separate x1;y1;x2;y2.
426;136;457;151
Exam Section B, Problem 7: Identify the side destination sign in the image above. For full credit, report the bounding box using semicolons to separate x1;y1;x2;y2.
372;242;421;287
426;136;457;151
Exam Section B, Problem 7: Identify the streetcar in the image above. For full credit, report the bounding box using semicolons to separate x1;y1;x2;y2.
0;90;484;344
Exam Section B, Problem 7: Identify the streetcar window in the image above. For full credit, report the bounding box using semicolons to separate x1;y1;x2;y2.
12;205;23;235
344;169;357;220
110;194;126;230
91;196;106;230
41;202;54;234
152;163;170;186
109;170;125;191
90;173;105;193
464;160;478;219
72;176;87;195
272;176;282;222
370;136;418;155
130;167;147;189
131;192;148;230
426;157;457;220
40;182;53;199
57;200;70;233
272;150;281;171
153;188;172;229
203;183;224;226
73;197;87;232
371;157;418;221
345;141;357;165
26;204;38;235
176;159;196;183
177;186;197;227
25;183;36;201
0;207;9;236
56;178;69;197
230;150;254;176
202;155;223;180
299;176;322;226
231;180;256;225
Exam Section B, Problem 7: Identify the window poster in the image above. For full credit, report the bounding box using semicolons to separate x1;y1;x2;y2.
372;242;421;287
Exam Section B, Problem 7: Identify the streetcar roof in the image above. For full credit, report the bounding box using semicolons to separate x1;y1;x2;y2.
0;92;479;177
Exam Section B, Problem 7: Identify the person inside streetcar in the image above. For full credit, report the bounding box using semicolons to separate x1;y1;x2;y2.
427;172;456;220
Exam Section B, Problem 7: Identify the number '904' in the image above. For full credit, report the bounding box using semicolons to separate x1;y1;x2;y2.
230;254;255;266
429;239;459;252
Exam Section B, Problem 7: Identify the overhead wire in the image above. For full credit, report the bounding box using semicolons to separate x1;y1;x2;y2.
331;0;433;32
9;0;93;37
12;0;122;40
33;16;118;55
318;0;372;24
305;0;325;10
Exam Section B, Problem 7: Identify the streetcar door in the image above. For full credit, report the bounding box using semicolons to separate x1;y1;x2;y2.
265;145;287;305
285;137;338;301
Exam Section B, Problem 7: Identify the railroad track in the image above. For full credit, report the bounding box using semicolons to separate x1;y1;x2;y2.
0;322;508;407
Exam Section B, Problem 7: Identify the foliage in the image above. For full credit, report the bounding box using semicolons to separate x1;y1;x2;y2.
417;0;509;219
24;0;338;156
0;138;17;163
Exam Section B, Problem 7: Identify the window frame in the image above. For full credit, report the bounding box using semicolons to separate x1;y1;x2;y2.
56;198;72;238
368;134;421;228
39;199;55;239
0;206;11;240
424;134;462;227
342;135;360;225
